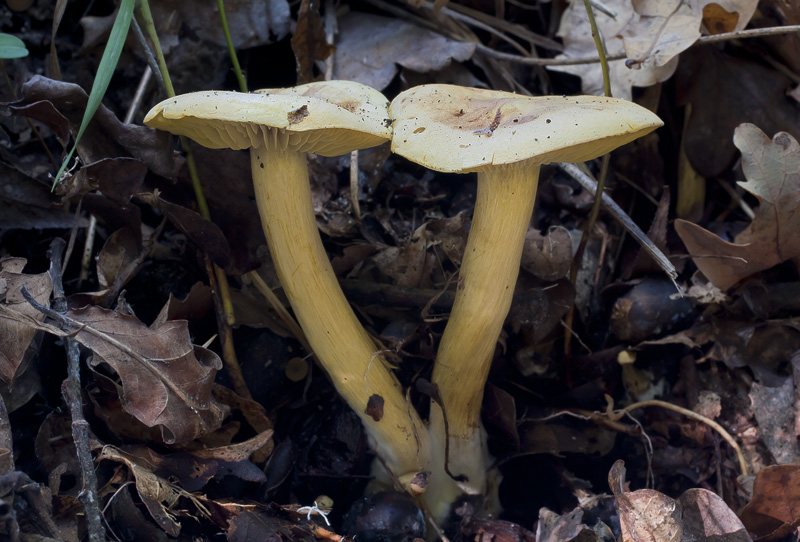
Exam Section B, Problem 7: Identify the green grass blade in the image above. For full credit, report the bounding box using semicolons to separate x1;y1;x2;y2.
0;33;28;59
52;0;136;189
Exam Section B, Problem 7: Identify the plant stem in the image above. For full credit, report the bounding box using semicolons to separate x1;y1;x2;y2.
582;0;611;97
137;0;249;398
566;0;613;356
216;0;248;93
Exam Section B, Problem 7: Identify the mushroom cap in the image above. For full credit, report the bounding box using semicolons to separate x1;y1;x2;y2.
390;84;663;173
144;81;392;156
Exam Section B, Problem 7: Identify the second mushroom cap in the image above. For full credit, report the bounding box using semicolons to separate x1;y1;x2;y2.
390;84;663;172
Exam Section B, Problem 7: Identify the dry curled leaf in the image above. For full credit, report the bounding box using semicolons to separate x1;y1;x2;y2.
62;306;226;443
2;76;175;178
137;191;232;269
740;464;800;540
332;12;476;91
609;460;751;542
0;258;52;385
550;0;756;99
99;446;206;536
675;124;800;290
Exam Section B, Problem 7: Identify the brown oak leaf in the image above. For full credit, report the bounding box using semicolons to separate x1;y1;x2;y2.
675;123;800;290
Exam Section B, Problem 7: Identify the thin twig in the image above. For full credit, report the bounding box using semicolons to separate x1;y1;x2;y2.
613;399;748;476
565;0;613;357
47;239;106;542
476;24;800;66
558;163;678;283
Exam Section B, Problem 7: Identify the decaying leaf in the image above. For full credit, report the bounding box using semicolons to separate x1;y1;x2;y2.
740;464;800;540
676;46;800;178
677;488;751;541
0;161;81;230
0;258;52;385
291;0;334;84
549;0;678;100
750;377;800;464
151;282;213;329
227;507;316;542
57;157;147;204
149;0;290;50
550;0;756;99
332;12;476;91
95;227;144;306
137;191;232;269
99;446;203;536
2;76;175;178
521;226;572;281
60;306;226;443
675;124;800;290
609;460;751;542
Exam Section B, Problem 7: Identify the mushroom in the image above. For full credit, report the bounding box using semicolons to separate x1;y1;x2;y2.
144;81;430;491
390;84;663;500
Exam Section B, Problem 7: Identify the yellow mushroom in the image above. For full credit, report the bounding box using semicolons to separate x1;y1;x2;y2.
391;84;663;504
145;81;430;491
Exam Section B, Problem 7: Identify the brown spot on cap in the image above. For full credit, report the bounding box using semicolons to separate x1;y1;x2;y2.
287;104;309;125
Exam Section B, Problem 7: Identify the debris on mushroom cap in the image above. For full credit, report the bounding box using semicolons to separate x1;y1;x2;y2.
143;81;392;156
390;84;663;173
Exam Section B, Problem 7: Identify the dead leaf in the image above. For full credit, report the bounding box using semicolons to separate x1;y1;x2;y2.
56;157;147;205
549;0;678;100
3;76;175;179
150;0;290;50
0;161;82;230
58;306;226;443
702;3;739;33
291;0;334;84
181;145;265;275
676;124;800;290
227;507;315;542
536;507;594;542
521;226;572;281
462;517;536;542
151;282;213;329
609;461;752;541
137;191;232;270
675;46;800;178
550;0;756;100
99;446;201;536
740;464;800;540
677;488;751;541
332;12;476;91
0;258;52;385
750;376;800;464
610;460;682;542
211;385;275;463
96;228;144;306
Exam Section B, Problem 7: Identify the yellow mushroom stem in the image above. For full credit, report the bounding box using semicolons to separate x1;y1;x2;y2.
249;138;430;484
431;160;539;494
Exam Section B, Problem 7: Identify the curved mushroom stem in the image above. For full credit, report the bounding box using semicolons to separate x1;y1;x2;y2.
432;161;539;498
250;142;430;484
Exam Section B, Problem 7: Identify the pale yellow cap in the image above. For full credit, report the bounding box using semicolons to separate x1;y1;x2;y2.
144;81;392;156
390;84;663;173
